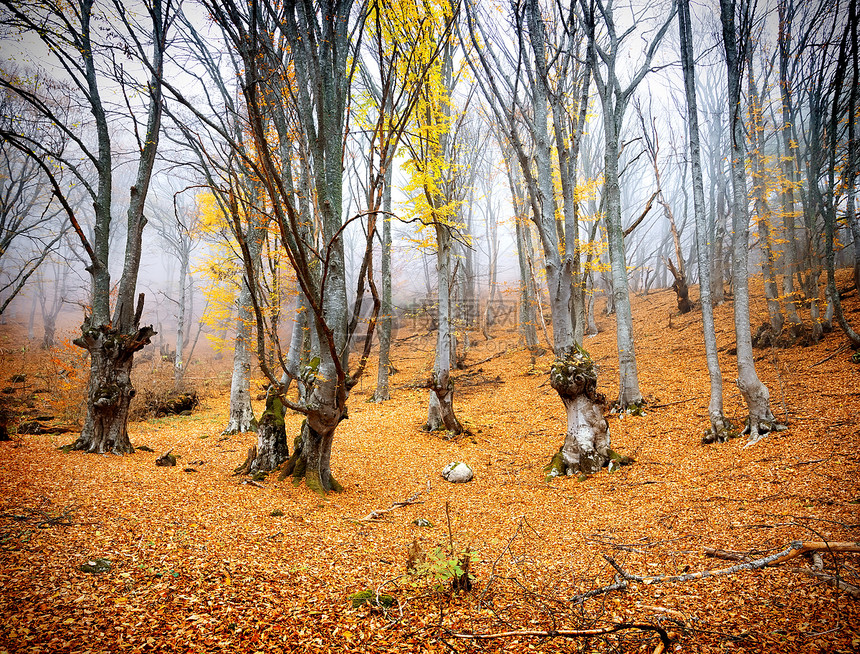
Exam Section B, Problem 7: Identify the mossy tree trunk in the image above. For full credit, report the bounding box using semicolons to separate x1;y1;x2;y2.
72;320;155;454
245;393;289;475
547;348;610;476
280;417;343;495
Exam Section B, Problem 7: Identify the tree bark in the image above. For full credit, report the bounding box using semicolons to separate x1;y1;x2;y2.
373;157;395;402
243;393;289;475
720;0;783;444
679;0;731;443
222;279;257;435
546;348;609;476
73;316;155;454
426;224;462;433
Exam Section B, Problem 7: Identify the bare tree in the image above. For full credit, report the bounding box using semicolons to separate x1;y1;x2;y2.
465;0;613;475
151;188;202;386
719;0;783;444
0;86;69;315
678;0;731;443
1;0;173;453
580;0;676;410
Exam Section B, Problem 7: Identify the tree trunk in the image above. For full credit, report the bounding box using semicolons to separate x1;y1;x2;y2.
679;0;731;443
240;393;289;475
72;320;155;454
426;224;462;433
280;417;343;495
604;135;643;408
586;273;599;336
42;314;57;350
373;160;394;402
720;0;782;444
747;55;785;339
507;154;538;349
27;293;36;341
546;348;609;476
777;3;804;329
712;228;728;303
222;281;257;435
667;258;693;314
483;196;499;341
823;2;860;349
174;248;188;386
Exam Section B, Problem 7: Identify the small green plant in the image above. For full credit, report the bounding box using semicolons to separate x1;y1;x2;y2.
410;544;476;592
407;502;476;594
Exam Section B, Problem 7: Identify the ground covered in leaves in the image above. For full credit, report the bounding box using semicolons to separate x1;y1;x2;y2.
1;276;859;653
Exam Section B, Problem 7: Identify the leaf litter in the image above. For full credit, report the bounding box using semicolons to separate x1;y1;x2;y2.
0;275;858;653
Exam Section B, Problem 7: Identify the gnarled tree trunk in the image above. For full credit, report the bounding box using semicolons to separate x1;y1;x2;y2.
280;409;344;496
73;314;155;454
546;348;609;476
236;393;289;476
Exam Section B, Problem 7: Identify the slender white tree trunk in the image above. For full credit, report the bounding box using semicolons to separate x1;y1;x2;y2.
680;0;730;442
720;0;782;444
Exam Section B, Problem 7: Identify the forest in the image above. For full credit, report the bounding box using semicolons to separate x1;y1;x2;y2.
0;0;858;651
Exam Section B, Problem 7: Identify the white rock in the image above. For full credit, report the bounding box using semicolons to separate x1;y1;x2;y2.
442;461;473;483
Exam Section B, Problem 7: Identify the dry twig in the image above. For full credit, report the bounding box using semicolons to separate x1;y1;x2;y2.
356;487;426;522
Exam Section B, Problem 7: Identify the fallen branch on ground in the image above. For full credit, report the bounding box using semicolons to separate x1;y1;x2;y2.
355;487;427;522
606;541;860;586
448;622;671;649
809;344;848;368
703;547;754;562
788;567;860;597
469;349;509;367
0;506;78;528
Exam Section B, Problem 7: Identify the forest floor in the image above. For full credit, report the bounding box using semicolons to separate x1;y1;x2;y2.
0;274;859;653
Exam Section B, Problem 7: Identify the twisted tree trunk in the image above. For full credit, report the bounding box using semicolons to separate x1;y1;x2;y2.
546;348;610;476
73;306;155;454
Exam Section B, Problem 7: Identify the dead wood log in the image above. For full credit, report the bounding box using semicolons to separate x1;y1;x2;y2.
155;449;177;467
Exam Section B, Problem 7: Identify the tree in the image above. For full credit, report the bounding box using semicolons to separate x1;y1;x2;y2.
636;102;693;314
719;0;782;444
580;0;676;409
678;0;731;443
352;0;456;403
151;189;203;386
0;0;173;454
746;43;785;342
823;0;860;348
465;0;611;474
400;0;465;433
0;86;69;315
164;0;381;492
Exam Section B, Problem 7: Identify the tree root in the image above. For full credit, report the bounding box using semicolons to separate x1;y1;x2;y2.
742;417;788;448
